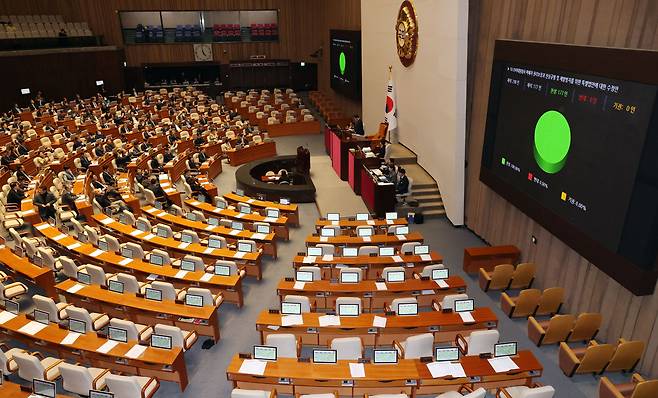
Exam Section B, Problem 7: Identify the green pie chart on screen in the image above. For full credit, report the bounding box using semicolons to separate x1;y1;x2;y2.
339;52;346;75
533;110;571;174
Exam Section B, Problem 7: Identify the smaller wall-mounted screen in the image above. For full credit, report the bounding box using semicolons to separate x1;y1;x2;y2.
330;30;362;99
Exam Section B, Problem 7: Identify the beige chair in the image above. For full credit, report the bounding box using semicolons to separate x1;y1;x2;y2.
599;373;658;398
65;305;110;332
509;262;536;289
0;343;25;375
436;386;487;397
496;384;555;398
33;294;70;323
479;264;514;291
109;318;153;344
528;314;575;346
185;287;223;307
605;339;644;373
148;281;186;301
535;287;564;317
153;324;197;351
331;337;363;360
12;351;63;382
232;389;276;398
559;341;615;376
265;334;300;359
501;288;541;318
569;312;602;343
456;329;499;356
282;295;312;313
393;333;434;359
59;362;110;396
105;374;160;398
0;279;28;301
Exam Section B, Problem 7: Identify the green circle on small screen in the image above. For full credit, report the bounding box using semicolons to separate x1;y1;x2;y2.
339;52;346;75
533;110;571;174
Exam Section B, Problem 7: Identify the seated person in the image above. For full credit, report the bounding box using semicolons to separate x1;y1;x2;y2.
149;156;162;172
396;168;409;195
193;131;205;147
184;171;210;202
60;184;80;219
80;152;92;170
13;164;30;184
91;174;106;191
6;182;26;207
115;149;131;171
61;166;76;184
33;185;57;220
95;189;129;215
100;165;116;186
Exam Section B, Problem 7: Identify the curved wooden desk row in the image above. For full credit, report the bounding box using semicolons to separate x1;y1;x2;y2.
34;223;245;306
56;279;221;342
90;214;264;280
185;199;290;241
226;351;542;396
0;312;189;390
226;141;278;167
315;217;408;230
292;252;443;280
223;192;299;226
141;205;277;258
255;308;497;347
0;246;57;298
276;276;466;311
0;381;68;397
305;232;424;248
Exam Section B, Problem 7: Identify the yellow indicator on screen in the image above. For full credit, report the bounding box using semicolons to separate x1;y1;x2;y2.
561;192;567;201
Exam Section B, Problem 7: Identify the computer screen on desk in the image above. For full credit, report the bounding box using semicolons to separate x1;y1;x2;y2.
312;349;337;364
89;390;114;398
144;288;162;302
5;299;19;315
253;345;277;361
180;259;196;271
266;209;279;218
238;242;252;252
121;247;133;258
307;247;323;256
373;349;398;364
108;326;128;343
397;302;418;316
342;247;358;257
386;270;405;283
494;342;517;357
454;299;474;313
208;217;219;226
431;268;449;280
232;221;244;231
435;347;459;362
212;265;229;276
357;228;373;237
395;226;409;235
257;224;270;234
239;205;251;214
385;212;398;220
280;198;290;205
151;334;172;350
414;245;429;255
77;271;91;285
281;301;301;315
338;303;360;317
34;309;49;325
327;213;340;221
320;228;335;237
98;240;109;252
69;318;86;334
136;221;149;232
185;294;204;307
156;226;169;238
379;247;395;256
296;270;314;282
108;280;124;293
181;233;194;243
356;213;369;221
32;379;55;398
340;271;359;283
150;254;164;266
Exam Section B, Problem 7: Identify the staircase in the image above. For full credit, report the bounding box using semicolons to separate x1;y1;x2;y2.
389;144;446;219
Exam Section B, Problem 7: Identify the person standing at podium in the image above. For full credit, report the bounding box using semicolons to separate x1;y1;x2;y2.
351;114;365;136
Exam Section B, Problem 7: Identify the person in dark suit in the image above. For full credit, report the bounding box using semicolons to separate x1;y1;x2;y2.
352;114;365;136
6;182;26;207
33;186;57;220
61;166;76;184
396;168;409;195
80;153;92;170
14;165;30;183
101;165;116;186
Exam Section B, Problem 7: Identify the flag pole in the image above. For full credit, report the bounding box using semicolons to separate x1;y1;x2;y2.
387;66;392;142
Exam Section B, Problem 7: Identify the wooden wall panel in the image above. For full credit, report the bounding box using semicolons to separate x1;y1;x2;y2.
465;0;658;377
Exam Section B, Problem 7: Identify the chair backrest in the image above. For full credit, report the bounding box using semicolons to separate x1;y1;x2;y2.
85;264;108;286
136;217;152;232
535;287;564;316
154;324;184;348
466;329;500;356
265;333;298;358
150;248;171;265
510;262;536;289
37;247;58;271
121;242;144;259
316;244;335;255
231;389;272;398
59;256;79;279
237;239;256;252
105;374;144;397
215;196;229;208
155;224;174;238
103;234;121;252
181;229;200;244
117;273;142;293
283;295;311;313
519;386;556;398
402;333;434;359
151;281;178;301
511;289;542;317
33;295;61;322
464;388;487;398
13;352;45;382
382;266;405;281
632;380;658;398
331;337;362;360
182;255;204;272
357;245;378;256
335;297;362;315
577;343;615;374
400;242;420;254
59;362;93;395
186;287;215;306
489;264;515;290
606;339;645;372
298;266;321;281
543;314;576;345
85;226;100;245
65;306;94;331
569;313;602;342
109;318;140;341
420;264;445;277
121;210;136;225
390;297;417;314
339;267;363;282
207;235;227;249
355;225;374;236
441;294;469;310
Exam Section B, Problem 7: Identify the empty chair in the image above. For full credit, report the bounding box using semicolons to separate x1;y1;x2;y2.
0;279;28;301
85;226;101;245
265;333;299;358
355;225;374;237
509;263;536;289
559;341;615;376
357;245;378;256
120;242;145;260
335;297;362;315
394;333;434;359
528;314;575;346
109;318;153;344
180;229;200;244
568;313;602;343
84;264;113;287
599;373;658;398
148;249;172;266
501;288;541;318
59;363;110;396
105;374;160;398
185;287;223;306
297;266;321;281
436;386;486;398
496;385;555;398
456;329;500;356
13;351;63;382
237;239;257;252
419;264;445;278
382;266;406;281
33;294;70;323
400;242;420;254
154;324;197;351
331;337;363;360
282;295;311;313
115;273;147;294
154;224;174;238
439;293;469;311
316;244;335;255
136;217;152;232
535;287;564;317
605;339;644;373
60;256;83;279
179;255;205;272
231;389;275;398
339;267;363;282
121;210;136;225
37;247;63;272
320;225;341;237
388;297;417;314
0;344;25;375
206;235;227;249
65;305;110;332
149;281;186;301
479;264;515;291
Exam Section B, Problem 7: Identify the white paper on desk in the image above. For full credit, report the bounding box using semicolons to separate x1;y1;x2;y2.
281;314;303;326
391;255;403;263
435;279;449;289
229;229;240;236
396;234;407;240
459;311;475;323
322;254;333;262
119;258;133;266
178;242;190;249
303;256;316;264
386;220;393;225
366;220;375;226
247;198;255;203
143;233;156;240
89;249;105;257
174;270;189;279
331;221;339;226
375;282;387;291
99;217;114;225
293;282;306;290
203;247;215;254
67;283;84;294
318;315;341;327
36;223;49;231
421;289;435;295
96;340;119;354
18;321;48;336
190;201;201;206
53;233;67;241
252;233;267;240
264;217;277;223
200;273;213;282
420;254;432;261
427;361;466;378
362;236;371;242
235;213;244;218
129;230;142;237
66;242;82;250
204;225;215;231
450;362;466;377
159;174;167;180
372;316;387;328
319;237;328;242
164;188;176;193
125;344;147;359
0;311;17;324
488;356;519;373
61;331;82;345
145;207;157;213
234;251;246;259
267;325;280;330
146;274;158;281
349;362;366;378
239;359;267;375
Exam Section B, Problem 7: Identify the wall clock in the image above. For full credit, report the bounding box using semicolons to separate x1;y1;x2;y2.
396;0;418;67
193;43;213;62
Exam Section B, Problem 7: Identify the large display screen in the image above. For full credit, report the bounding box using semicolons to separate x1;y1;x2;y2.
480;41;658;295
330;30;361;99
